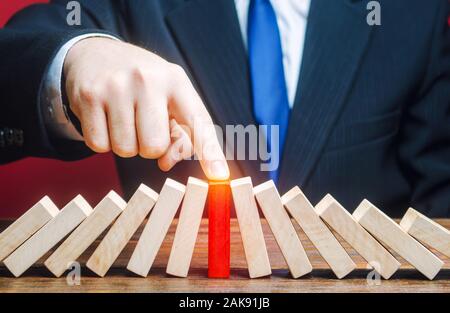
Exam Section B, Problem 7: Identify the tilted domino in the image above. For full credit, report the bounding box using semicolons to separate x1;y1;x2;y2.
166;177;209;278
45;191;126;277
315;195;400;279
4;195;92;277
282;187;356;278
86;184;158;277
127;178;185;277
0;196;59;261
353;200;443;280
254;180;312;278
400;207;450;258
231;177;271;278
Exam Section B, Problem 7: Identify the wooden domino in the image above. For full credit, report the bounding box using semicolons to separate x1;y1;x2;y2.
315;195;400;279
166;177;209;278
400;208;450;258
3;195;92;277
282;187;356;278
45;191;127;277
0;196;59;262
127;178;186;277
353;200;444;280
86;184;158;277
1;177;449;281
207;180;231;278
231;177;271;278
254;180;312;278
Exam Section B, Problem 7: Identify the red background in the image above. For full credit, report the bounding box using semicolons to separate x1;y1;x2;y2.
0;0;122;218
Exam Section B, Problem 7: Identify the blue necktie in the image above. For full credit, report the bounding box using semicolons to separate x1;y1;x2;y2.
248;0;290;183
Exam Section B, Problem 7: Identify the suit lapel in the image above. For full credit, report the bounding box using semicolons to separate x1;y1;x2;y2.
279;0;373;192
166;0;269;182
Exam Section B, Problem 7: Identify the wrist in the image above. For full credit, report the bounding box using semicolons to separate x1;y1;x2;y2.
65;37;120;80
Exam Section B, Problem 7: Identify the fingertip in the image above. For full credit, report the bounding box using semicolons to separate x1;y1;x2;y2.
84;136;111;154
157;157;174;172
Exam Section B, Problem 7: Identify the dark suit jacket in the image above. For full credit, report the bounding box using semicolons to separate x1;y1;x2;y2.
1;0;449;217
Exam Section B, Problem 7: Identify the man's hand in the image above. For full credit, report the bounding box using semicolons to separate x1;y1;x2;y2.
64;38;229;180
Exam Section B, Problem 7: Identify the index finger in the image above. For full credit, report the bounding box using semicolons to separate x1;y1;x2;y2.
168;68;230;180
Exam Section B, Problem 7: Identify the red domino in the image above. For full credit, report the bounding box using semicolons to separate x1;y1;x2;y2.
208;180;231;278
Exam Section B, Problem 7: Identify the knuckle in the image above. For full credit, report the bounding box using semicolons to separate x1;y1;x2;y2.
112;143;138;158
85;137;110;153
139;141;169;159
131;67;148;85
106;74;127;94
78;83;101;104
143;101;167;116
169;63;187;83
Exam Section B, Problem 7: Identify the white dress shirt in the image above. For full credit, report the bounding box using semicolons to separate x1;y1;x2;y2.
234;0;310;108
42;0;311;139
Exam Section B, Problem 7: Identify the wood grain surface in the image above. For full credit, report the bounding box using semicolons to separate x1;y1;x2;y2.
0;219;449;293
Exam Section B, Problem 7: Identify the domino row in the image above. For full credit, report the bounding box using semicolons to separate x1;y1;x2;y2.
0;177;449;280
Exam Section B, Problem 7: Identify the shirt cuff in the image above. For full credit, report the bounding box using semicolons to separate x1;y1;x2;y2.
41;33;120;141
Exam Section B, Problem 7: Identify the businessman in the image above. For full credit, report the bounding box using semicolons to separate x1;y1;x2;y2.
0;0;449;217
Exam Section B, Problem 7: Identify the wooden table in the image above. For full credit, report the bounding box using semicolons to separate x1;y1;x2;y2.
0;219;449;293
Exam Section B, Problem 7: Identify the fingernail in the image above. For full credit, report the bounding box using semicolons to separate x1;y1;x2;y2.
210;161;230;180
